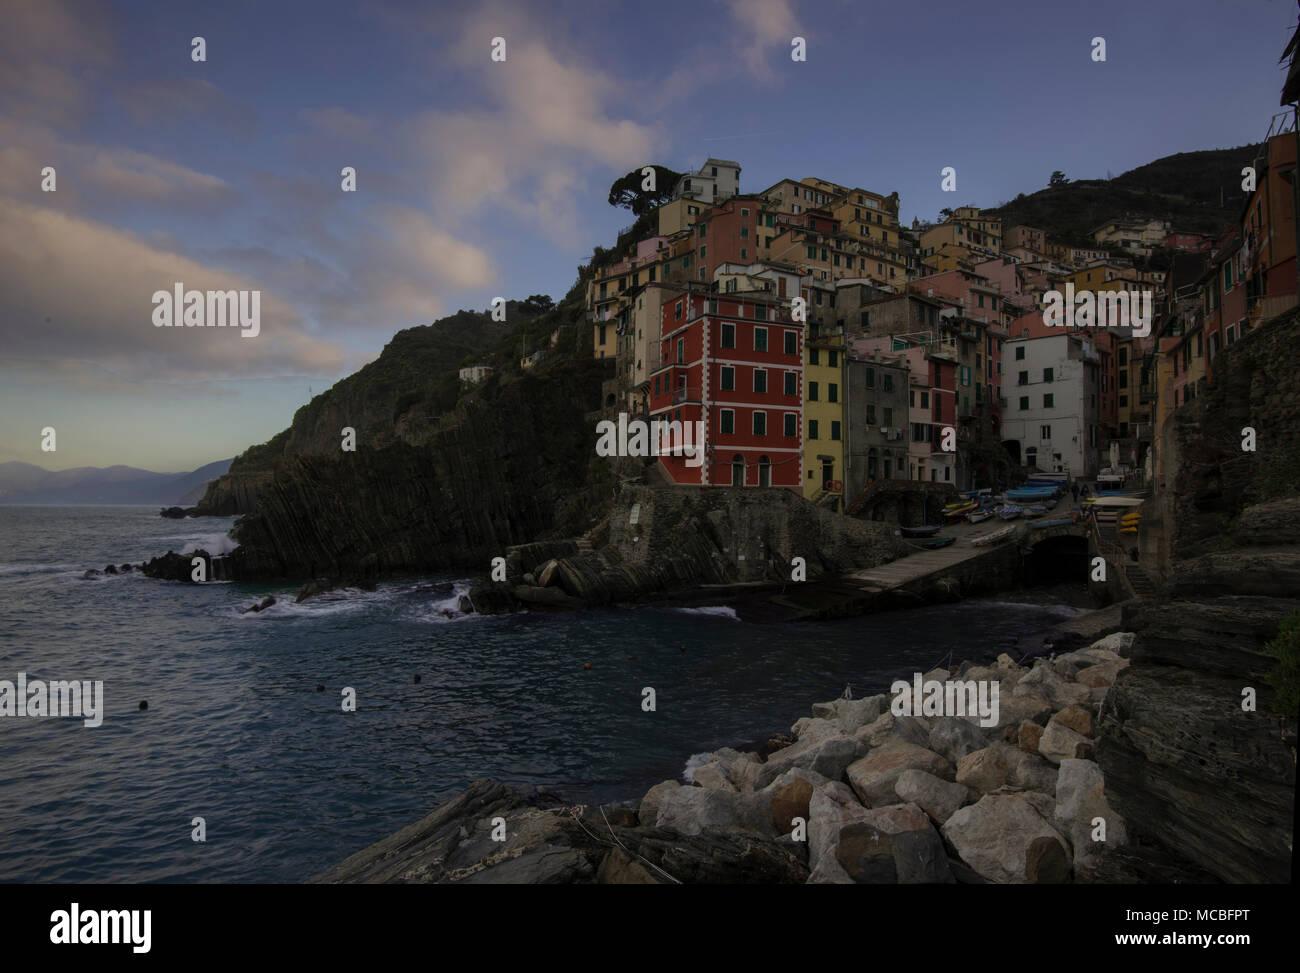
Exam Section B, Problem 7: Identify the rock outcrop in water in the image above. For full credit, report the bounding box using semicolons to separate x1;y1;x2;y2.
466;485;912;613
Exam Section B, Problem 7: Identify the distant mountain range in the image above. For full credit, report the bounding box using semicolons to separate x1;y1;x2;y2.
0;458;233;506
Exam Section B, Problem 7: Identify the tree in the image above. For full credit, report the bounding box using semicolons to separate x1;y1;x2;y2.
939;207;955;221
523;294;554;313
1050;171;1069;187
607;165;683;216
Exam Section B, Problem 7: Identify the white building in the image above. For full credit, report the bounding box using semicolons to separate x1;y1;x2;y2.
459;365;493;384
674;158;741;204
1000;333;1101;478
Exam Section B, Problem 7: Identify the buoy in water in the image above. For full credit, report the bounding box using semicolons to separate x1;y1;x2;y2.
138;700;148;711
414;674;421;683
316;684;325;692
583;663;591;670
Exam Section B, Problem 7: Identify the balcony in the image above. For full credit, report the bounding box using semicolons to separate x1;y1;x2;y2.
1139;390;1156;403
671;385;703;405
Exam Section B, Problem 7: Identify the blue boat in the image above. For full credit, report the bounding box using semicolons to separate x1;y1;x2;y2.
1029;517;1075;529
996;504;1023;521
1006;487;1058;502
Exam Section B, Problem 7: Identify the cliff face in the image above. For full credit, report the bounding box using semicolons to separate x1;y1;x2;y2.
191;308;520;515
1093;308;1299;883
222;359;611;579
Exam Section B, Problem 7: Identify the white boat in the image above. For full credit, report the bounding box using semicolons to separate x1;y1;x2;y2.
970;524;1018;547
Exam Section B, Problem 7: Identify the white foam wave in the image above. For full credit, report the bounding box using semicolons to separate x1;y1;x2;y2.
671;605;740;621
681;752;715;784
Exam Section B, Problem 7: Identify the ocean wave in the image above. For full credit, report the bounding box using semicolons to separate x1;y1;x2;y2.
670;605;740;621
0;563;80;577
681;751;715;784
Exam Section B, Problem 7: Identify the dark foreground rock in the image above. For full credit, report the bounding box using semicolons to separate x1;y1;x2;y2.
159;506;188;519
141;550;211;583
295;578;377;603
312;779;808;884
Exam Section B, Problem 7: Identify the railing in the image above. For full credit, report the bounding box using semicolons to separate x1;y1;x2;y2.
672;385;703;404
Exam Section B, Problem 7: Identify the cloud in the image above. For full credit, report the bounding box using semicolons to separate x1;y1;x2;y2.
122;78;258;139
0;0;114;124
299;106;376;141
394;3;661;245
0;198;346;382
726;0;801;79
83;147;230;199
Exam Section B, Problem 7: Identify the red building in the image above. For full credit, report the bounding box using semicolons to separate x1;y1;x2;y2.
650;290;803;488
1164;231;1211;253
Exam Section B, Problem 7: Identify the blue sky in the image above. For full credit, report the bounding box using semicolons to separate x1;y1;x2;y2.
1;0;1294;470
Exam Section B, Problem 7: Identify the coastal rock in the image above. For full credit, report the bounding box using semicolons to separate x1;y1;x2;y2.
637;780;679;827
654;786;774;837
807;781;871;883
770;776;815;834
1075;659;1128;689
1086;631;1135;658
536;559;560;587
970;690;1051;732
81;569;101;580
894;769;971;825
955;746;1009;794
1054;758;1127;882
467;581;518;615
1038;719;1094;765
1003;749;1059;796
1052;705;1094;737
928;715;988;764
141;549;210;583
118;563;134;572
104;564;118;575
691;762;737;792
756;733;863;789
856;712;932;749
811;694;888;734
835;823;897;882
790;716;846;745
846;741;954;807
1018;720;1043;754
1162;550;1300;601
241;596;277;614
1232;497;1300;546
1014;661;1089;710
159;506;187;519
596;847;660;884
942;792;1072;884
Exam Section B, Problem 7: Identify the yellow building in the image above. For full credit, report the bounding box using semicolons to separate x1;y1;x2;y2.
803;333;847;503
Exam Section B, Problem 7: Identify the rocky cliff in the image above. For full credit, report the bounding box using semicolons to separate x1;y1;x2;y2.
218;357;611;579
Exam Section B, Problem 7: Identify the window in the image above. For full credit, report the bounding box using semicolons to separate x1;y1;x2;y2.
831;420;841;441
1043;367;1053;382
1043;393;1054;408
677;338;685;362
828;350;838;367
741;227;749;239
699;245;706;258
675;300;683;319
1019;396;1029;410
808;419;819;439
1119;394;1128;408
720;409;735;434
741;207;749;217
865;404;876;424
910;390;916;407
920;391;929;408
1018;370;1028;385
883;407;893;425
809;348;819;366
861;310;870;328
699;223;706;237
1015;346;1025;360
866;367;875;389
753;411;767;435
721;323;735;348
754;327;768;352
784;413;796;437
828;383;838;403
753;369;767;394
1040;425;1051;440
784;331;796;354
754;304;768;321
809;381;819;401
720;365;735;391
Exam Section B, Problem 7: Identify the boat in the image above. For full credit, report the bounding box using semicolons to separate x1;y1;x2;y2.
966;508;995;524
900;524;941;538
970;525;1018;547
914;536;956;550
944;502;977;520
1029;517;1075;529
996;505;1023;520
1044;496;1059;510
958;488;992;500
1023;503;1048;516
1006;487;1059;502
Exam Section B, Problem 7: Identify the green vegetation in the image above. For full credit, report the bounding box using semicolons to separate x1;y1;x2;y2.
607;164;683;216
1264;610;1300;716
985;146;1260;247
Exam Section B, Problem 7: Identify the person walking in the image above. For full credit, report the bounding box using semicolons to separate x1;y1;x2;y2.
1071;482;1080;504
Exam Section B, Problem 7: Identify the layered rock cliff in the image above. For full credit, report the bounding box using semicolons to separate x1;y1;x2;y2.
221;357;612;579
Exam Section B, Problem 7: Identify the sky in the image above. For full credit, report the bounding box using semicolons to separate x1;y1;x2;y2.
0;0;1295;472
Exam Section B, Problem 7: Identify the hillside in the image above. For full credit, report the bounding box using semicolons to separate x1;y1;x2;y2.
985;146;1260;247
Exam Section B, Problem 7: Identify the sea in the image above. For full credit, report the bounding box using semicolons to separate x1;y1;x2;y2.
0;505;1087;882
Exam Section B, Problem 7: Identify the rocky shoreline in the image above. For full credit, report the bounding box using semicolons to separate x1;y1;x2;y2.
314;630;1137;884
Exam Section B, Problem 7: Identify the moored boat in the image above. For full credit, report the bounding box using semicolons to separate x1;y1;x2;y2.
900;524;942;538
996;504;1022;520
966;508;995;524
914;536;956;550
